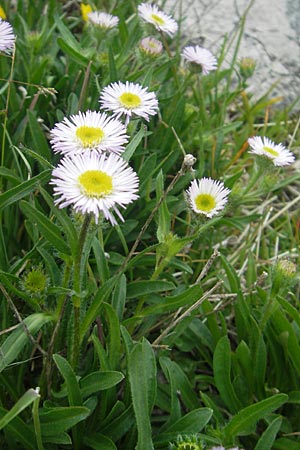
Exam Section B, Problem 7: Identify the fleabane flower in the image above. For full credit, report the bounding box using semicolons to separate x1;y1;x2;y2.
139;36;163;57
0;18;15;52
99;81;159;126
51;153;139;225
210;447;243;450
248;136;295;166
186;178;230;218
181;45;217;75
137;3;178;37
87;11;119;29
50;110;129;156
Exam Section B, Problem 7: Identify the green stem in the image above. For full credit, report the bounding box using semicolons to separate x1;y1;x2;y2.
160;31;180;90
259;295;276;331
1;46;15;172
243;165;263;195
71;214;92;369
32;389;44;450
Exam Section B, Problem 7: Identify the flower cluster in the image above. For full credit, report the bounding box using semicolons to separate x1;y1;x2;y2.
50;3;296;228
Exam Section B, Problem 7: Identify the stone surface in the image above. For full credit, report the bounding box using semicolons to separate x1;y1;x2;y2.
165;0;300;106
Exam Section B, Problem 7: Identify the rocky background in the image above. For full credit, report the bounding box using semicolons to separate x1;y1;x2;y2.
165;0;300;107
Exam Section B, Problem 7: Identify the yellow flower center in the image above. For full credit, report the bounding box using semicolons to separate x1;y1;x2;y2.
263;146;279;157
76;126;104;148
195;193;216;212
0;6;7;19
151;13;165;26
119;92;142;109
78;170;113;197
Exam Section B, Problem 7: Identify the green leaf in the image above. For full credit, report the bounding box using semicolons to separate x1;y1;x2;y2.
80;371;124;398
112;274;127;321
27;110;51;160
156;170;170;242
53;354;82;406
126;280;175;298
20;200;71;255
159;357;200;411
0;170;51;212
254;416;282;450
0;407;37;450
166;407;213;433
224;394;288;438
92;237;110;283
80;275;119;341
102;303;121;370
40;406;90;436
42;432;72;444
142;285;202;315
84;433;117;450
128;338;156;450
0;313;53;373
0;388;40;430
213;335;242;413
274;438;300;450
100;405;135;442
57;36;95;69
122;126;150;162
155;408;213;446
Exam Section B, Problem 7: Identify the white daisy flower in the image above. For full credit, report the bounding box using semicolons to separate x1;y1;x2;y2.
248;136;295;166
87;11;119;29
139;36;163;56
50;110;129;156
0;18;15;53
137;3;178;37
186;177;230;218
181;45;218;75
99;81;159;126
51;153;139;225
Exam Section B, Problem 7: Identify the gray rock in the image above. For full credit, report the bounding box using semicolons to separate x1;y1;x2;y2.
165;0;300;106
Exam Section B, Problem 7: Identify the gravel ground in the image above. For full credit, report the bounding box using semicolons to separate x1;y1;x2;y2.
165;0;300;107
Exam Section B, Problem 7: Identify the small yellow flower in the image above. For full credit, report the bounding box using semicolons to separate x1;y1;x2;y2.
0;6;6;20
80;3;92;22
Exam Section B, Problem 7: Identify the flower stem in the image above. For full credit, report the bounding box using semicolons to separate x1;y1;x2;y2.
71;214;92;369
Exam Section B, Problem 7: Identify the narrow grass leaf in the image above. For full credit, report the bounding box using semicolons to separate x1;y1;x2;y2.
80;275;119;341
0;388;40;430
0;407;37;450
0;313;53;373
122;126;150;162
112;274;127;321
27;110;51;160
0;170;51;212
20;200;71;255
